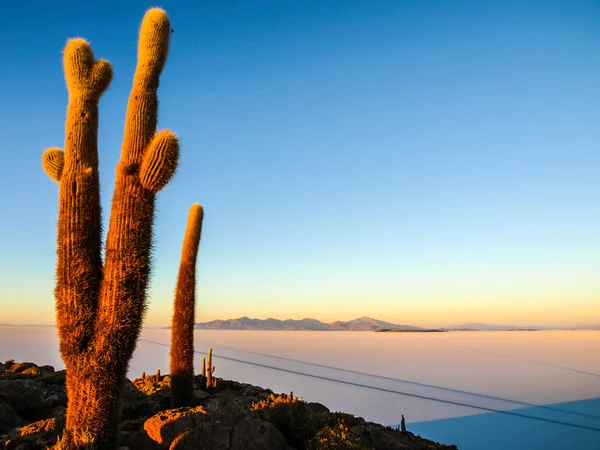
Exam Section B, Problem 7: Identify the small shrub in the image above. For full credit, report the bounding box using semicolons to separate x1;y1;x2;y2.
317;412;363;429
251;392;317;449
308;418;368;450
39;372;66;385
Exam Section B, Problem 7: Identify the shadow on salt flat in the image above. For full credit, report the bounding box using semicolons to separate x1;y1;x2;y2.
397;397;600;450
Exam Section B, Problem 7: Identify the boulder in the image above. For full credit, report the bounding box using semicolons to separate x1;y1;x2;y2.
230;415;292;450
129;406;208;450
307;402;329;415
168;416;292;450
3;416;65;450
0;379;66;421
129;406;292;450
0;399;23;434
167;425;230;450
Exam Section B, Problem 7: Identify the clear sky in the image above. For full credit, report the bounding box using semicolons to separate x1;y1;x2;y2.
1;0;599;327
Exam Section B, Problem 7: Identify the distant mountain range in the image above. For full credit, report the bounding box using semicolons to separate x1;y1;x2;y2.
190;316;421;331
179;317;600;332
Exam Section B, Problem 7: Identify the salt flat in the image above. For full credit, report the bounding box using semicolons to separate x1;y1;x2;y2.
2;327;599;449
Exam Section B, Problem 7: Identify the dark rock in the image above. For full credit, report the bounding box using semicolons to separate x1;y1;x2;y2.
122;378;152;419
230;415;292;450
351;419;457;450
192;389;209;401
168;424;231;450
0;378;66;421
38;370;65;386
37;366;56;376
307;401;329;415
0;399;24;434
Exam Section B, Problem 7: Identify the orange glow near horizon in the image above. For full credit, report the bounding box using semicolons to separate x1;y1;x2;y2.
5;290;597;329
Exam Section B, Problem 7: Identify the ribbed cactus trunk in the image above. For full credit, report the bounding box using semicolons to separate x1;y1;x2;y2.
42;9;179;450
170;204;204;408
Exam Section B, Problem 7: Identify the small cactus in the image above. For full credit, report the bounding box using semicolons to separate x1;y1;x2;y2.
401;415;406;432
155;368;161;382
141;371;146;380
201;357;206;378
206;347;216;388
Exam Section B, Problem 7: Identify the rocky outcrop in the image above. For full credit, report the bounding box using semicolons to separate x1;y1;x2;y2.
0;360;66;432
3;416;65;450
0;400;23;434
130;406;209;450
129;407;292;450
0;361;456;450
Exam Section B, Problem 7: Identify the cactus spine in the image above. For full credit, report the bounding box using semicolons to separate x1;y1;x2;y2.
41;9;178;449
170;204;204;407
206;347;216;388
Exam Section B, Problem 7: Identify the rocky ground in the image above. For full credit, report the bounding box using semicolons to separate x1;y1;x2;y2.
0;360;457;449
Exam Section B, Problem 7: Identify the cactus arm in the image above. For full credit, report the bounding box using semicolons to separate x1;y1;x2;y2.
94;8;177;364
42;148;65;182
139;130;179;192
119;7;171;170
170;204;204;407
90;60;113;94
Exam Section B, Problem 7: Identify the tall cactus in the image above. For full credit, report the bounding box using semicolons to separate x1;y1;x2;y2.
41;9;178;449
170;204;204;407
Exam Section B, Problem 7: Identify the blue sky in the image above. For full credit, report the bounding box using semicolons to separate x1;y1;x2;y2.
1;0;599;326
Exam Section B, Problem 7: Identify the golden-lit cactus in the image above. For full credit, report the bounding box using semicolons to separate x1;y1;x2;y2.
201;356;206;378
170;204;204;408
206;347;216;388
41;8;178;449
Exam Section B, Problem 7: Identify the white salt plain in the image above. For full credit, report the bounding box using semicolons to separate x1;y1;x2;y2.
2;327;599;449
